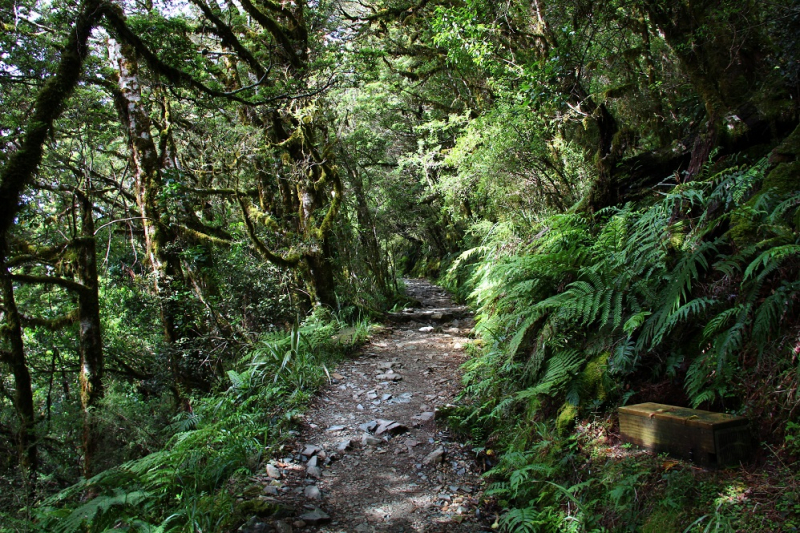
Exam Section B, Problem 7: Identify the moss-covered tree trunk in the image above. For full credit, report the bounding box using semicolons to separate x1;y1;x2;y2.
75;191;104;478
112;41;188;395
276;119;343;308
640;0;769;176
0;0;100;239
0;237;37;484
346;162;390;295
190;0;345;309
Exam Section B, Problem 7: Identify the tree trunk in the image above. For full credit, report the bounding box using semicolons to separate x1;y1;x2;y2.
305;240;338;308
76;192;104;478
345;162;391;296
111;40;188;397
0;237;37;484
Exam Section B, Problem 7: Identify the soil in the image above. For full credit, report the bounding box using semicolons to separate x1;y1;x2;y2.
242;279;493;533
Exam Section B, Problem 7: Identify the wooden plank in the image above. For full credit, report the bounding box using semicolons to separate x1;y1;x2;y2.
620;402;744;430
619;403;749;465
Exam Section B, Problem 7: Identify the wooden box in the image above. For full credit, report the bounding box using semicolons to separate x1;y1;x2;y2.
619;402;750;466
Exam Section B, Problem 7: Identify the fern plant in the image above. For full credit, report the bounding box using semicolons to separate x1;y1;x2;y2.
458;154;800;435
37;316;371;532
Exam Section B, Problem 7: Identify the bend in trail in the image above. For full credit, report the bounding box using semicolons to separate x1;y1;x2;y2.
246;279;491;533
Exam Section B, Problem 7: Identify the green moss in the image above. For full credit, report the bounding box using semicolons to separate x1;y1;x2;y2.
728;198;761;248
554;353;609;436
764;161;800;196
762;125;800;196
578;352;609;403
235;499;284;517
773;124;800;158
641;508;682;533
556;403;578;435
669;230;686;251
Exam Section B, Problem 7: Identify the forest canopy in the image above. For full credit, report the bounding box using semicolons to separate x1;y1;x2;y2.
1;0;799;530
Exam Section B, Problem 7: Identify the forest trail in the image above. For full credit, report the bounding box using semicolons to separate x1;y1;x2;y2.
244;279;491;533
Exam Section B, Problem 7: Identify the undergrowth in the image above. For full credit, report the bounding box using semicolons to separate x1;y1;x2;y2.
442;154;800;531
23;312;371;533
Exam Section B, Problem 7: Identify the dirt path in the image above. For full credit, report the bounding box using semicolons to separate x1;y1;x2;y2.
243;279;491;533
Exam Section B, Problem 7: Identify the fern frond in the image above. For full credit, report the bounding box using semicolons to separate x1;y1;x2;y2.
623;311;650;336
610;337;638;375
702;304;746;341
652;297;718;346
640;240;719;349
743;244;800;280
752;281;800;349
685;356;713;407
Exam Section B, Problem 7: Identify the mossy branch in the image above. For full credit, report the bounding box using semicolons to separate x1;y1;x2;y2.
20;309;80;330
188;0;267;78
6;243;70;268
237;0;302;68
10;274;88;294
175;225;231;246
0;0;102;240
100;3;294;106
237;196;300;268
315;166;343;239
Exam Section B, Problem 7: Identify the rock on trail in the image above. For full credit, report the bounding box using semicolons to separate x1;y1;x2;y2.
241;279;490;533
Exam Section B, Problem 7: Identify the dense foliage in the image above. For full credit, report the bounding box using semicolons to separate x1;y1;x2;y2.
443;153;800;530
1;0;799;530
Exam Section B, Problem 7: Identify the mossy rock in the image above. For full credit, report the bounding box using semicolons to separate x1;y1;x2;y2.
771;124;800;161
764;160;800;196
236;499;279;516
556;403;578;436
555;352;610;436
331;326;358;345
763;124;800;196
578;352;610;403
235;498;293;519
728;201;760;248
241;485;265;498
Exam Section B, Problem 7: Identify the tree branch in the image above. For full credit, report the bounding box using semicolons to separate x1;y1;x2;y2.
188;0;268;78
237;196;300;268
20;309;80;330
10;274;88;294
237;0;302;69
0;0;102;241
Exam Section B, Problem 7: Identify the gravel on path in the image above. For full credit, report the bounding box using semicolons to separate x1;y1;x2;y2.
240;279;493;533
